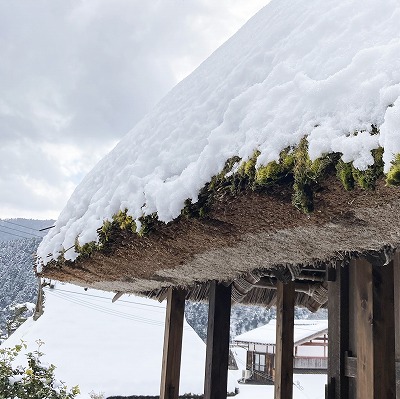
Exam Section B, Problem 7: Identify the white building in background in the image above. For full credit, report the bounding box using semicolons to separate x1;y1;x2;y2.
233;319;328;385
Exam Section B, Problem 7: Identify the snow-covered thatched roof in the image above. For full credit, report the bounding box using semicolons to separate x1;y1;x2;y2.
37;0;400;307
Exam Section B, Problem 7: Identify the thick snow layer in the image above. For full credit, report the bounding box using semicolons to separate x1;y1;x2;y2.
234;319;328;346
3;283;239;397
38;0;400;264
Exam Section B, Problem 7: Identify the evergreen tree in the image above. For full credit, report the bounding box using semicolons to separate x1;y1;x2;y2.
0;237;40;333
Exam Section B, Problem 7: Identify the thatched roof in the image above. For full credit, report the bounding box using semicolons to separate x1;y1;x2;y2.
39;176;400;310
37;0;400;310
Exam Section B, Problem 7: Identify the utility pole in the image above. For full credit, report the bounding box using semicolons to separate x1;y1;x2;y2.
33;277;44;320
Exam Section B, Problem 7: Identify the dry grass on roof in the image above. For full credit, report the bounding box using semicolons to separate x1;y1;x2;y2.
39;175;400;301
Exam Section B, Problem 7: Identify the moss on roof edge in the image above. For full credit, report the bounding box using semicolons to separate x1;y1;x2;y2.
42;134;400;267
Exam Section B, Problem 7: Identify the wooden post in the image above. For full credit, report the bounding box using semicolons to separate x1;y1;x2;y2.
327;262;349;399
394;251;400;399
204;281;232;399
160;287;186;399
353;257;396;399
33;277;44;321
274;280;295;399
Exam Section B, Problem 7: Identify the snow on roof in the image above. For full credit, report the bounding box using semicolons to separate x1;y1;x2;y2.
234;319;328;346
38;0;400;265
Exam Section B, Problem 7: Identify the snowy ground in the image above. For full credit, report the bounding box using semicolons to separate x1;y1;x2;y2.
232;346;326;399
3;282;326;398
3;283;218;397
234;374;326;399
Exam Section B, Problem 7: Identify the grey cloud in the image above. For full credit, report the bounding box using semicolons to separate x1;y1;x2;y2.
0;0;267;218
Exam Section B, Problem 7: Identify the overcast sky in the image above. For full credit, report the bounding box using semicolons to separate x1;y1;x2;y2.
0;0;267;221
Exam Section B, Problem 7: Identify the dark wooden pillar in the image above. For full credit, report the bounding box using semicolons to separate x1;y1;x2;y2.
327;262;349;399
394;251;400;399
274;280;295;399
160;287;186;399
204;281;232;399
353;257;396;399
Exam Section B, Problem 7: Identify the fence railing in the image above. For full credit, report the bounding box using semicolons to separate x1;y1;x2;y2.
294;357;327;369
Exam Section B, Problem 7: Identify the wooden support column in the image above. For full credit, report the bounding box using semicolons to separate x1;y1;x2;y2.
327;262;349;399
204;281;232;399
353;256;396;399
274;280;295;399
33;277;44;321
394;251;400;399
160;287;186;399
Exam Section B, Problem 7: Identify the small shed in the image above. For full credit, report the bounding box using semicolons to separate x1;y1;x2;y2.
36;0;400;398
234;319;328;384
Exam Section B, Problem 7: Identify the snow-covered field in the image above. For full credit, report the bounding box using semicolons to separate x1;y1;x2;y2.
234;374;326;399
3;283;326;398
3;283;212;397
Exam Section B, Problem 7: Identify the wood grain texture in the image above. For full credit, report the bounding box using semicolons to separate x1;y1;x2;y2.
204;281;232;399
160;288;186;399
394;251;400;398
274;281;295;399
327;262;349;399
353;258;395;399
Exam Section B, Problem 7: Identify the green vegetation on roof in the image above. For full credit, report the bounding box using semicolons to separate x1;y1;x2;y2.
69;132;399;261
387;154;400;186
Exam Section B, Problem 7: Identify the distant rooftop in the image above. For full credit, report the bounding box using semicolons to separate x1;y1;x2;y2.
234;319;328;346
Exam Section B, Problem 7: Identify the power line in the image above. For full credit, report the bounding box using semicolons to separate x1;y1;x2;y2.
0;219;45;232
38;225;55;231
0;222;43;238
45;289;194;330
46;289;165;315
47;290;166;325
50;287;166;308
0;228;39;240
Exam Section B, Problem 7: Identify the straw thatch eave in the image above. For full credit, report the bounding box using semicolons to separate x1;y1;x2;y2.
39;175;400;310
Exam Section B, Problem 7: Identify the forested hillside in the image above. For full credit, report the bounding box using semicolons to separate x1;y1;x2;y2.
0;219;53;337
0;237;39;335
